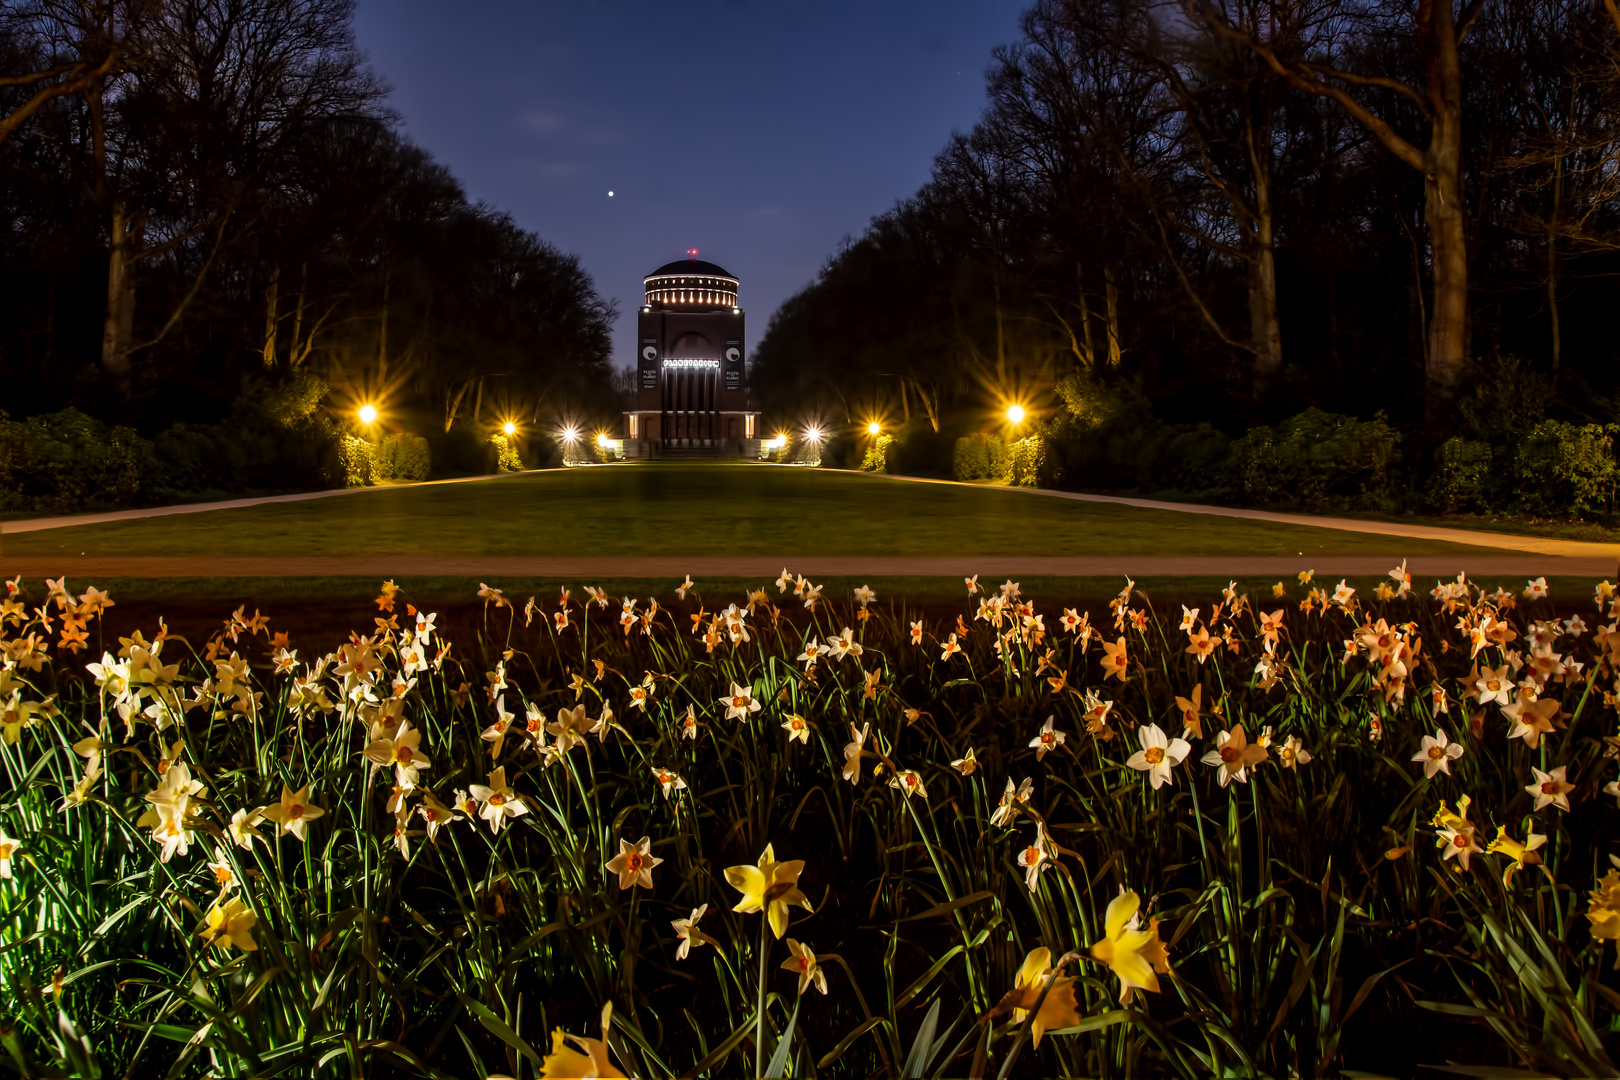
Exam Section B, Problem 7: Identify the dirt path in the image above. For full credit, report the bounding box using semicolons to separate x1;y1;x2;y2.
0;554;1612;579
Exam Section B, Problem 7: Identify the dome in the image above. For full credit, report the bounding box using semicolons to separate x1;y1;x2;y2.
646;259;735;280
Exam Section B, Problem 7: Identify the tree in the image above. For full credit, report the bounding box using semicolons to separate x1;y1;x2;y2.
1190;0;1487;426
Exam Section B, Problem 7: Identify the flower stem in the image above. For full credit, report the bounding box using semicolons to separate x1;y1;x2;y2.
755;912;770;1079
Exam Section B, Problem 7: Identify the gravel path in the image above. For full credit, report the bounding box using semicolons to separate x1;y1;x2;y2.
0;554;1611;579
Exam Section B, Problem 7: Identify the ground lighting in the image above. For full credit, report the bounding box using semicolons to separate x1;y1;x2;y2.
358;404;378;425
502;421;516;436
866;421;881;435
1006;404;1026;424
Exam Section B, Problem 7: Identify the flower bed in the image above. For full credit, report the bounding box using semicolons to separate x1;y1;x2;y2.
1;568;1618;1077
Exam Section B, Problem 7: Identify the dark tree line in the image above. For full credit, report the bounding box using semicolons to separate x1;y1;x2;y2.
753;0;1620;469
0;0;615;452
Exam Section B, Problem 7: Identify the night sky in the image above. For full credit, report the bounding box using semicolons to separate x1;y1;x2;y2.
351;1;1025;369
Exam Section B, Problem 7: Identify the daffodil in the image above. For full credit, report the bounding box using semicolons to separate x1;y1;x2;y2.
1100;636;1129;682
725;843;811;939
720;681;761;721
417;789;460;842
1277;735;1311;770
0;827;20;879
1412;728;1464;779
1434;796;1482;870
540;1002;626;1079
1017;822;1052;892
1587;872;1620;963
889;768;927;799
199;896;258;951
1029;715;1066;761
1525;766;1574;812
951;747;978;776
842;722;869;784
260;783;325;842
1088;890;1170;1005
1202;725;1267;786
672;904;719;959
605;836;663;890
1006;947;1081;1047
468;767;528;833
990;776;1033;827
781;938;829;994
939;633;962;661
1486;825;1548;886
1174;684;1205;740
548;705;590;754
1126;724;1190;790
364;719;432;788
781;713;811;744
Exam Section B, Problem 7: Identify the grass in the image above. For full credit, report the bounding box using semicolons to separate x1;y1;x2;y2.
3;571;1619;1078
2;463;1511;560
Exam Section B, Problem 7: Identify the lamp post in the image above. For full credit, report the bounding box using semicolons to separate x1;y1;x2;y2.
805;426;823;468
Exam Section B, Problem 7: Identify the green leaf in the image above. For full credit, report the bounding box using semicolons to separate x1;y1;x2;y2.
900;998;940;1079
764;994;800;1079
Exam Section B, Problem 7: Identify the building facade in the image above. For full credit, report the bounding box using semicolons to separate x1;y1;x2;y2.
621;257;758;458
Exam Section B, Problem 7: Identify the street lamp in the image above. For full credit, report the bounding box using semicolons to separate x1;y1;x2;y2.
867;421;881;435
1006;404;1026;425
358;403;378;425
502;421;517;436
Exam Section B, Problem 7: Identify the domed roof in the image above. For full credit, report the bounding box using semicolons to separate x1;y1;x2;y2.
646;259;735;280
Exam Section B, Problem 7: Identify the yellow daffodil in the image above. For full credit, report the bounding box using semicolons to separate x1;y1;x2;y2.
540;1002;626;1079
951;747;978;776
1088;890;1170;1005
1486;825;1548;886
605;835;663;890
1006;947;1081;1047
199;896;257;951
781;938;829;994
725;843;811;939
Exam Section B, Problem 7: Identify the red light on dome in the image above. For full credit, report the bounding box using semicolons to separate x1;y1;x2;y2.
686;248;698;260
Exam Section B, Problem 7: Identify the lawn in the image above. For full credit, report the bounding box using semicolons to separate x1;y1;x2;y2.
2;463;1505;560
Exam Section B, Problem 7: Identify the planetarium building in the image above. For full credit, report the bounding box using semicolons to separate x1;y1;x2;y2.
621;257;758;459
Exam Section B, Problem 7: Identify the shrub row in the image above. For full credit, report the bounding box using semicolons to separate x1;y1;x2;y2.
0;407;343;514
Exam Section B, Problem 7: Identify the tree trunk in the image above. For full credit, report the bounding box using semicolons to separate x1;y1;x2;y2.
291;262;307;365
1247;120;1283;392
262;264;280;368
1547;150;1563;374
1077;260;1095;367
101;201;136;394
1104;264;1122;368
1419;0;1468;426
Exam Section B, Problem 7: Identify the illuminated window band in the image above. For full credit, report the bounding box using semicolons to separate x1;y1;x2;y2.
643;273;739;309
662;358;720;368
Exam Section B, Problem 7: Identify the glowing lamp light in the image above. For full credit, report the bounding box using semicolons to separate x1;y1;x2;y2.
596;433;610;447
1006;404;1026;425
561;427;579;443
806;427;823;443
866;421;881;435
502;421;516;436
358;404;378;425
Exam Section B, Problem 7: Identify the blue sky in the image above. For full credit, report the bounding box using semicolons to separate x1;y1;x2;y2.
351;0;1025;368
